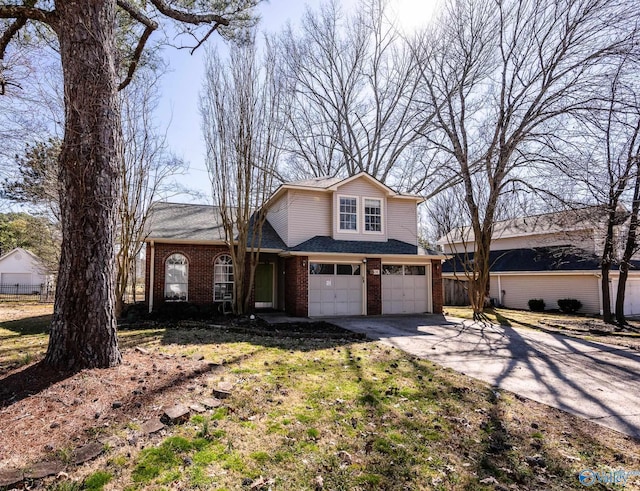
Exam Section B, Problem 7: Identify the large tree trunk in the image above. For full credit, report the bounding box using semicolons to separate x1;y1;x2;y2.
44;0;122;370
601;210;616;324
616;171;640;325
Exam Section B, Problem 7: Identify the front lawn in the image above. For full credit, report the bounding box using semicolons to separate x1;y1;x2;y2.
1;304;639;490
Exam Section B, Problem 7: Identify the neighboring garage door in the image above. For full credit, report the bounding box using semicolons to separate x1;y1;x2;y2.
0;273;31;285
623;279;640;316
308;263;363;316
382;265;430;314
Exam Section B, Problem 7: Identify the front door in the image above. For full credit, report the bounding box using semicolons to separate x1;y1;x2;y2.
255;263;274;308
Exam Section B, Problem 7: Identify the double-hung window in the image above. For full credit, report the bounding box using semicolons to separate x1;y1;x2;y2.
165;253;188;301
214;254;234;301
364;198;382;233
339;196;358;232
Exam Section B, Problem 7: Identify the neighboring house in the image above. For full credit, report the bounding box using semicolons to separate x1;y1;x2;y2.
0;247;53;287
145;172;445;317
438;207;640;315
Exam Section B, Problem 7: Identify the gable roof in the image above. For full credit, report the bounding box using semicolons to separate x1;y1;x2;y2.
267;172;423;207
437;205;625;246
441;246;639;273
145;202;287;250
0;247;45;265
146;202;227;242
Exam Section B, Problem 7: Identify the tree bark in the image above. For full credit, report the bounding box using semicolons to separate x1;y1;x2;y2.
44;0;122;369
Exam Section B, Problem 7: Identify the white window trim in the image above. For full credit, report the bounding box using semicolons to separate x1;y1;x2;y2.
337;194;360;234
164;253;188;302
362;196;384;235
214;254;234;302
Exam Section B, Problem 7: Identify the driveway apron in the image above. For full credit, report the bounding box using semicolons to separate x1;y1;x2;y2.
327;315;640;439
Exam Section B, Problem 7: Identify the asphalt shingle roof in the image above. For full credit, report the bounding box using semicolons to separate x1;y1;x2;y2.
289;236;418;255
146;202;226;242
146;203;438;257
442;246;616;273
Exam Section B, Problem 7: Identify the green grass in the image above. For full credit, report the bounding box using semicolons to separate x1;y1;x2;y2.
2;305;639;490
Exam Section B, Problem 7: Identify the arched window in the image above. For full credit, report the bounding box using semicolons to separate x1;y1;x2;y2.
165;253;188;301
214;254;234;302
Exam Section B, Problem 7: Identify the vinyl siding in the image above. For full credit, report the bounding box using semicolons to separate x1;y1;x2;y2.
491;230;596;252
387;199;418;246
288;190;332;247
266;193;289;246
333;177;387;242
490;273;600;314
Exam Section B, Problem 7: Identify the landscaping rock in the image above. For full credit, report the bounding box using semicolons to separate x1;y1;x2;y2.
24;461;64;479
526;454;546;468
190;402;206;413
201;397;223;409
141;419;165;435
161;404;190;424
112;401;123;409
0;468;23;487
72;442;104;465
213;382;233;399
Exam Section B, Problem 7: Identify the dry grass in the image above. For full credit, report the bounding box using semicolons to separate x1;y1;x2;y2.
1;304;640;490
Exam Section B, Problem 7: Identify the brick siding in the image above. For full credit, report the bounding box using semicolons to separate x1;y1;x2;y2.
366;257;382;315
431;260;444;314
146;242;254;309
284;256;308;317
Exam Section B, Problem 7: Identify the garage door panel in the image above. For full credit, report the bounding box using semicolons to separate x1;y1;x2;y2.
382;265;430;314
308;264;362;316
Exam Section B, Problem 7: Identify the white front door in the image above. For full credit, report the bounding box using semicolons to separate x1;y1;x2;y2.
308;263;363;316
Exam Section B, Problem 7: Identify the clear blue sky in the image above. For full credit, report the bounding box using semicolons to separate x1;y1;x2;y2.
155;0;439;203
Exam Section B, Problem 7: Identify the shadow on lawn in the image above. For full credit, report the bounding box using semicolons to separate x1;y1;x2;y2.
0;314;52;337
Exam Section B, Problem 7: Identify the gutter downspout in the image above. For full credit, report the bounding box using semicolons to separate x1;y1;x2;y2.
497;275;503;306
149;241;155;314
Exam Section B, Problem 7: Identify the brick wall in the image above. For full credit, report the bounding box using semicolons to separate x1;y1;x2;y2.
284;256;308;317
146;242;235;309
431;260;443;314
366;257;382;315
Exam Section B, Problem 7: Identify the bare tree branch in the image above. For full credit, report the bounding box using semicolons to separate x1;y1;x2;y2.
149;0;230;26
116;0;159;90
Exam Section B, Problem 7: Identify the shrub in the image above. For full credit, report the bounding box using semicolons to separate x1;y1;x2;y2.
528;299;545;312
557;298;582;314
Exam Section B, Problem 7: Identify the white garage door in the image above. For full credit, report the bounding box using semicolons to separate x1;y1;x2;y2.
308;263;363;316
623;279;640;316
0;273;31;285
382;265;430;314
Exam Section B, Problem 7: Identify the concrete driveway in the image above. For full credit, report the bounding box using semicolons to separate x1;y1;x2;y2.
327;315;640;439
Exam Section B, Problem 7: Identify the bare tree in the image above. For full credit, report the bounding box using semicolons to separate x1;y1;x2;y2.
201;36;284;314
412;0;637;318
276;0;435;190
0;0;258;370
116;66;187;316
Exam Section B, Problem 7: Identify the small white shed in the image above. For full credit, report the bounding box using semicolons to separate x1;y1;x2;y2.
0;247;51;286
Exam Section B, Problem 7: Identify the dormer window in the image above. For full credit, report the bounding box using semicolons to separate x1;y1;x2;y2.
364;198;382;233
339;196;358;232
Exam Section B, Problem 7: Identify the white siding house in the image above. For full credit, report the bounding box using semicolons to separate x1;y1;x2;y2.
0;248;51;287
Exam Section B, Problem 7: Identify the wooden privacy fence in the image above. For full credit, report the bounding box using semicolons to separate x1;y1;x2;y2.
0;283;55;303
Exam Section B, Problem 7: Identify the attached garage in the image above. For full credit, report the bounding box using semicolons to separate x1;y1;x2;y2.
308;263;363;316
382;264;431;314
611;276;640;316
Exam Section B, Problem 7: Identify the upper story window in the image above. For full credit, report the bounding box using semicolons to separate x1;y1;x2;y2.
165;253;188;301
339;196;358;232
364;198;382;233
